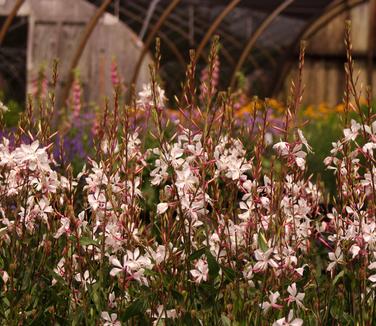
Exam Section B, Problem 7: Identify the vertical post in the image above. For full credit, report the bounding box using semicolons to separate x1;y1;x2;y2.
61;0;113;108
367;0;376;88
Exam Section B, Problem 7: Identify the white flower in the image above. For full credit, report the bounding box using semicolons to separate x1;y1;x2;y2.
253;248;278;272
34;197;53;222
363;142;376;157
149;244;169;265
343;119;361;142
297;129;313;153
190;258;209;284
157;202;169;214
52;258;66;285
273;141;289;156
260;291;282;313
108;291;117;308
287;283;305;308
349;244;361;259
294;264;308;276
54;217;71;239
225;158;252;180
295;156;306;169
101;311;121;326
327;246;344;272
0;101;9;113
75;270;96;291
13;141;51;171
242;264;255;287
137;83;166;109
273;310;303;326
109;249;153;285
1;271;9;284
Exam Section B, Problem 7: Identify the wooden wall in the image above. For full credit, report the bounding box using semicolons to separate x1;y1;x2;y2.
0;0;152;108
282;2;373;106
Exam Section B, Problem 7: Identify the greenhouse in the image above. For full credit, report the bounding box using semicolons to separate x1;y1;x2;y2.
0;0;375;324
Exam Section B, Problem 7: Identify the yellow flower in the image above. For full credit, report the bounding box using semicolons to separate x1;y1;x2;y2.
335;103;345;113
266;98;285;113
235;103;253;118
303;105;320;119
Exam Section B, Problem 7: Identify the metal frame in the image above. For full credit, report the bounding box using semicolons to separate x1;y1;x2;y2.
61;0;113;106
0;0;25;46
130;0;181;86
1;0;368;106
229;0;295;89
194;0;242;65
271;0;368;96
117;6;186;69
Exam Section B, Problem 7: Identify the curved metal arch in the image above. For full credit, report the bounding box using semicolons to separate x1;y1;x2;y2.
61;0;113;107
0;0;25;46
127;1;236;74
229;0;295;89
116;6;186;70
130;0;181;86
164;4;244;52
237;44;285;79
271;0;367;96
120;2;209;63
127;1;238;67
130;1;243;53
126;1;192;49
194;0;242;65
257;44;282;67
193;13;243;50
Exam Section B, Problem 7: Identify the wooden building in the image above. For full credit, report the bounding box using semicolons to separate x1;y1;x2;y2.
279;1;374;106
0;0;152;108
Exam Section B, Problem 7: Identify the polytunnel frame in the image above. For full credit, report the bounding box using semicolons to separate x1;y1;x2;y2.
0;0;25;45
270;0;368;96
0;0;372;105
229;0;295;89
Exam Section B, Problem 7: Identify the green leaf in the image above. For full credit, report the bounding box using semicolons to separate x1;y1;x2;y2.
171;290;184;303
330;303;341;319
205;250;220;278
121;299;145;321
90;283;103;311
221;314;232;326
258;232;268;252
223;267;236;282
333;270;344;286
189;247;207;261
80;237;99;247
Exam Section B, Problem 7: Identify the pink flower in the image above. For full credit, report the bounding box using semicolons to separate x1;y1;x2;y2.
273;141;289;156
101;311;121;326
74;270;96;291
254;248;278;272
273;310;303;326
260;291;283;313
327;247;344;272
286;283;305;308
190;258;209;284
110;248;153;285
137;83;166;110
54;217;70;239
157;202;169;214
